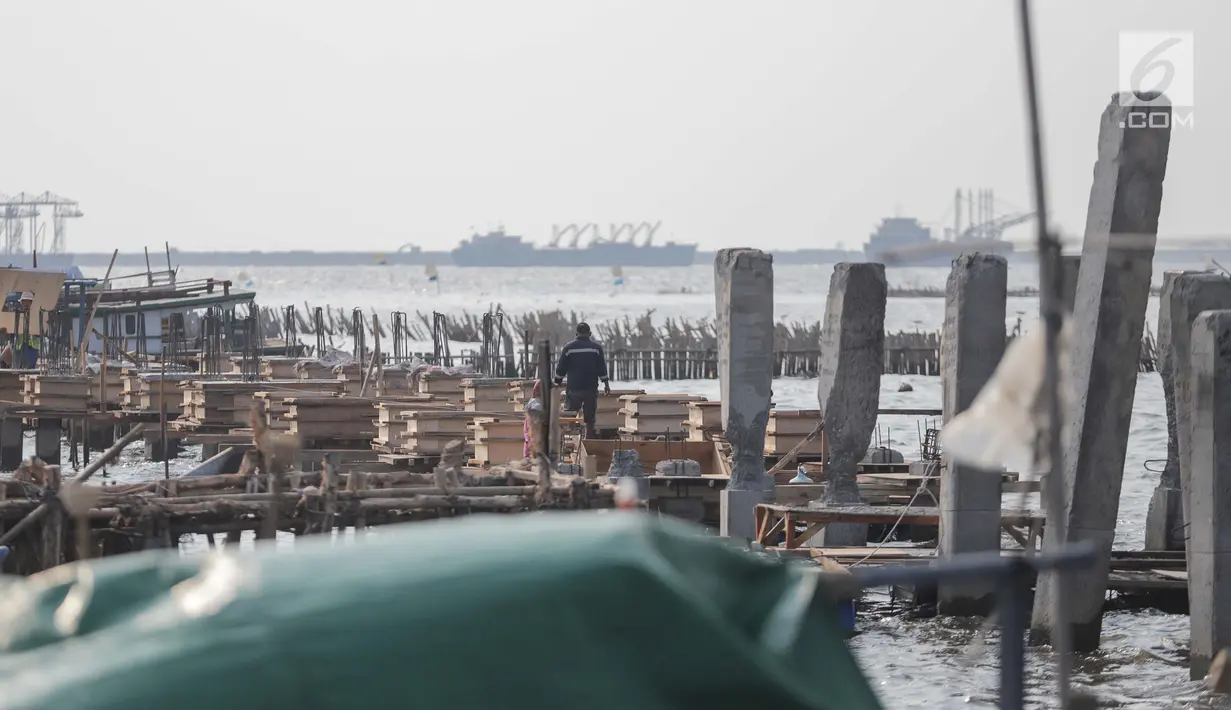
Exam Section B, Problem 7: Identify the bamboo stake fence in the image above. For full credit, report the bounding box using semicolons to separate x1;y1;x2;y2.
214;306;1158;379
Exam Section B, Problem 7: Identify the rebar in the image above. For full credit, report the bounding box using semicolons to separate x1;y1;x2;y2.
1015;0;1073;703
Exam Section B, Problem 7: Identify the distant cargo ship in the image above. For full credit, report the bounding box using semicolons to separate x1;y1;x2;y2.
863;216;1016;267
863;189;1033;267
450;226;697;268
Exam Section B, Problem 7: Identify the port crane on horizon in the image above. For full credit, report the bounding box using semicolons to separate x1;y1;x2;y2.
942;188;1036;243
0;192;83;256
549;221;663;248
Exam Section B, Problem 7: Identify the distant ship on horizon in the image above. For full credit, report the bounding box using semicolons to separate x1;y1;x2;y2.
862;189;1033;267
450;223;697;268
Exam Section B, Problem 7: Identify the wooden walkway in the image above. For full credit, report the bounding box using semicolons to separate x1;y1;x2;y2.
753;504;1045;550
755;504;1188;596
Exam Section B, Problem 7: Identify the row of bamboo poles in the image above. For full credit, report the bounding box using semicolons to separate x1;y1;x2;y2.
230;306;1158;377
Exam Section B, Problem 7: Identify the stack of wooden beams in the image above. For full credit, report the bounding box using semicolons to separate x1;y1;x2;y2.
507;380;535;410
0;370;33;404
259;357;302;380
618;394;706;438
372;398;456;452
592;389;645;431
469;416;525;465
375;368;415;395
336;366;415;397
765;409;825;456
120;371;188;416
417;371;466;406
462;378;517;413
22;374;91;410
293;359;335;381
252;389;346;432
174;379;344;431
400;410;475;455
328;362;366;396
507;382;644;428
684;401;723;441
856;473;939;506
91;366;125;408
283;396;378;442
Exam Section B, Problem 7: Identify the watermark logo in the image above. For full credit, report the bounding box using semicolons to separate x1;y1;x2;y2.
1118;31;1194;129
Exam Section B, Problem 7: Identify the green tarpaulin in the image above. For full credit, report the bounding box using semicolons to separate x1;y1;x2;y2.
0;511;880;710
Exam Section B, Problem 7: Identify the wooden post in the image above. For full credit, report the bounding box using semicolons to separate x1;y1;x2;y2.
79;249;119;372
536;340;553;462
261;470;280;543
161;353;169;479
41;465;62;570
372;314;383;397
321;454;339;535
348;470;369;536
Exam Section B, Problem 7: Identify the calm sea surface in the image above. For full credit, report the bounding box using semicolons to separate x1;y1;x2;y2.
72;261;1227;708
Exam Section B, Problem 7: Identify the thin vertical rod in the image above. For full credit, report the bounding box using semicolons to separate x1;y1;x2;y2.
1015;0;1072;704
999;564;1028;710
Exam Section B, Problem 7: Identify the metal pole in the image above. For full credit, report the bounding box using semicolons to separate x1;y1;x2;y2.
161;353;169;480
1015;0;1072;703
999;561;1028;710
537;340;553;461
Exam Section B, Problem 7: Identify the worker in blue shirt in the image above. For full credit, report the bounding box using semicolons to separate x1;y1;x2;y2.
553;322;610;438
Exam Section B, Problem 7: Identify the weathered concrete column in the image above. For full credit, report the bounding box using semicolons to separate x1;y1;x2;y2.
1059;255;1081;311
87;423;115;452
714;249;775;540
0;416;22;471
1031;92;1171;652
1186;310;1231;679
813;263;886;546
1146;272;1231;551
938;253;1008;615
35;419;61;466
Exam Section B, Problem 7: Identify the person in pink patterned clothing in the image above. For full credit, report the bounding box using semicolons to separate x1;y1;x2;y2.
523;380;544;458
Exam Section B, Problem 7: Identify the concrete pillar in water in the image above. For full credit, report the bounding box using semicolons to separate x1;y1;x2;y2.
200;443;220;462
88;423;115;452
1187;310;1231;679
1059;255;1081;311
0;417;21;471
713;249;775;540
814;262;886;546
35;419;60;466
938;253;1008;615
1146;272;1231;551
1030;92;1171;652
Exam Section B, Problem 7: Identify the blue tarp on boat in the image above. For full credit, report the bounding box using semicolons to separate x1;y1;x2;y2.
0;512;880;710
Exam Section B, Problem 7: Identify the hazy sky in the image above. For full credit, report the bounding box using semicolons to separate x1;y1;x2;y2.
1;1;1225;252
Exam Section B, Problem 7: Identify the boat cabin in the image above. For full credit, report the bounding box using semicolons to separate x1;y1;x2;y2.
57;276;256;357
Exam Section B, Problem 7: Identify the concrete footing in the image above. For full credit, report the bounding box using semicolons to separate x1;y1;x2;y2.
720;489;772;541
144;429;184;462
35;419;60;465
1144;486;1184;551
87;423;116;452
200;442;221;462
1186;310;1231;679
814;262;886;547
938;253;1008;616
0;417;22;471
1031;92;1171;652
